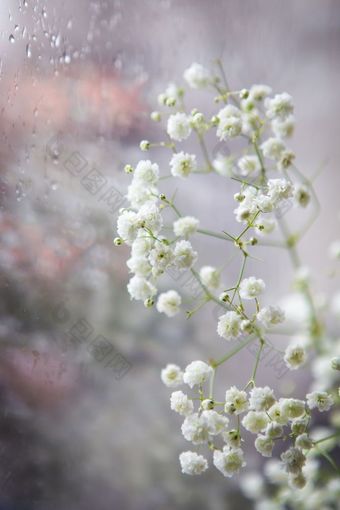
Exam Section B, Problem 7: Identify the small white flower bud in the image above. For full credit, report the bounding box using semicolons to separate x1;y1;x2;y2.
165;96;176;107
331;356;340;371
144;297;154;308
139;140;151;151
201;399;215;410
150;111;161;122
239;88;249;99
124;164;134;174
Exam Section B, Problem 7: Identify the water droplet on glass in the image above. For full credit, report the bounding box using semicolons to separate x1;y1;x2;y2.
26;43;32;58
9;35;15;44
50;180;59;191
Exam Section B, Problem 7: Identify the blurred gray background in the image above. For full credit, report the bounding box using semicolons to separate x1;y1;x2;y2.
0;1;339;509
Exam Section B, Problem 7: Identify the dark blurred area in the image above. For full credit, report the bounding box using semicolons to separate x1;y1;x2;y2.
0;1;339;509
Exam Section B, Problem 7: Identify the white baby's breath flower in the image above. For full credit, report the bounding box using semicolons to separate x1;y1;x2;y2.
257;306;285;329
267;401;289;425
265;421;283;439
255;435;274;457
284;343;307;370
167;112;192;141
216;105;243;140
156;290;181;317
181;413;209;444
213;447;246;477
127;275;157;301
294;184;311;208
202;410;229;435
138;202;163;234
267;178;293;203
249;84;272;102
224;386;249;415
174;240;198;270
265;92;294;120
249;386;276;411
271;115;295;138
261;137;286;160
126;255;151;276
179;451;208;475
239;277;265;300
149;241;173;276
306;391;334;412
237;155;261;177
280;398;305;420
331;356;340;371
295;433;313;450
183;360;212;388
222;429;241;448
134;160;159;185
161;363;183;387
173;216;199;237
242;411;269;434
217;311;242;340
170;391;194;416
127;181;158;210
199;266;220;290
183;62;211;89
117;210;141;245
281;446;306;474
170;151;197;178
212;154;235;176
131;233;154;258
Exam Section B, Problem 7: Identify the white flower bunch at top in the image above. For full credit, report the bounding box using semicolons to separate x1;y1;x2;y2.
116;61;339;491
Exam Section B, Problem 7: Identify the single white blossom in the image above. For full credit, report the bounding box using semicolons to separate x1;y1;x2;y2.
174;240;198;270
156;290;182;317
127;275;157;301
265;92;294;120
261;137;286;160
306;391;334;412
242;411;269;434
179;451;208;475
224;386;249;415
255;435;274;457
284;343;307;370
199;266;220;289
161;363;183;387
216;105;243;140
167;112;192;141
217;311;242;340
281;447;306;474
170;391;194;416
183;360;212;388
183;62;211;89
173;216;199;237
133;160;159;185
239;277;265;300
213;447;246;477
249;84;272;102
181;413;209;444
257;306;285;329
237;155;261;177
249;386;276;411
170;151;197;178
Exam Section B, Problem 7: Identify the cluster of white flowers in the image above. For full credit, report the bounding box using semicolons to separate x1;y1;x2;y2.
116;61;339;496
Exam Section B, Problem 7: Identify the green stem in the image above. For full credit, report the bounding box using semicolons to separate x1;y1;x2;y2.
212;335;257;368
